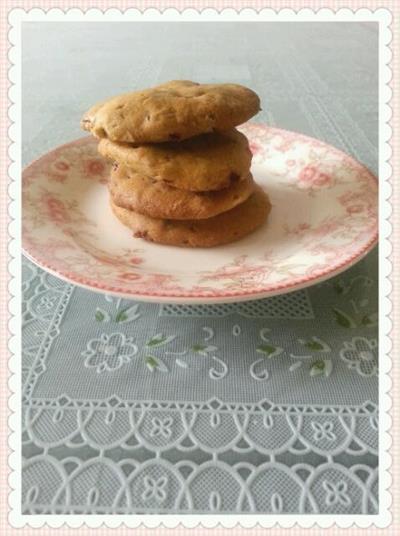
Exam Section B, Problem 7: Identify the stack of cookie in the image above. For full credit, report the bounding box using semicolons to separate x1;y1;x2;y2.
81;80;271;247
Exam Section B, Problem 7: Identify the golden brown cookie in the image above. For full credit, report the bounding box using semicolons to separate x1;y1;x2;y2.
81;80;260;143
110;186;271;248
99;129;252;191
109;165;255;220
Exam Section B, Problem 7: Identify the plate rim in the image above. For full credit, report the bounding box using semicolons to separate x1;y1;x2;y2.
23;240;377;304
22;125;378;303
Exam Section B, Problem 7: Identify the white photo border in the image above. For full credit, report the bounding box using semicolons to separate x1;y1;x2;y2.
7;7;392;530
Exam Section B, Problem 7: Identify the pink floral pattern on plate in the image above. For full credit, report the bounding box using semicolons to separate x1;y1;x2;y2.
22;124;378;303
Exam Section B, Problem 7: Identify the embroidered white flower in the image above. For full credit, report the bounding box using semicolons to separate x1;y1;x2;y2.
82;332;137;373
150;417;173;439
311;421;336;441
37;295;57;313
141;475;168;503
322;480;352;507
339;337;378;377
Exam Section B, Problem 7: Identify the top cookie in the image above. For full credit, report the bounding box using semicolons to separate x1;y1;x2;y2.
81;80;260;143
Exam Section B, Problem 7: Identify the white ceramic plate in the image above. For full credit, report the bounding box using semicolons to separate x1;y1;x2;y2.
22;124;378;303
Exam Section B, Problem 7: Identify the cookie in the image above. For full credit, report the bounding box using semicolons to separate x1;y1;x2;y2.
109;164;255;220
110;186;271;248
100;129;252;192
81;80;260;143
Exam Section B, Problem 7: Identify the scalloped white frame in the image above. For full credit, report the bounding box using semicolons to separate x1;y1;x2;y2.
7;7;392;530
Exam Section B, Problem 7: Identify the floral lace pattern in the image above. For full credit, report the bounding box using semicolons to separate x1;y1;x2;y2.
340;337;378;377
22;397;378;514
82;333;138;373
21;250;378;515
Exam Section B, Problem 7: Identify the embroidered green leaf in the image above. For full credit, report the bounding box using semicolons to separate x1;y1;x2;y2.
310;359;333;377
332;308;356;328
95;310;105;322
192;344;207;352
147;337;167;347
95;308;110;322
190;344;218;356
144;355;159;370
116;308;129;322
361;313;378;326
115;304;140;323
304;340;324;351
145;355;169;372
256;344;276;357
333;281;345;295
146;333;175;347
310;359;325;376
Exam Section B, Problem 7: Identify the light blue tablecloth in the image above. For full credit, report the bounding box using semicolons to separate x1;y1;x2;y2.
22;21;378;514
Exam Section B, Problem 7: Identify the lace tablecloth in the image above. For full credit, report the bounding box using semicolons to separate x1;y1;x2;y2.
22;21;378;514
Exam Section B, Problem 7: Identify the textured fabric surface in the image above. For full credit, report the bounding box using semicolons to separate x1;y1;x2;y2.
21;21;378;514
